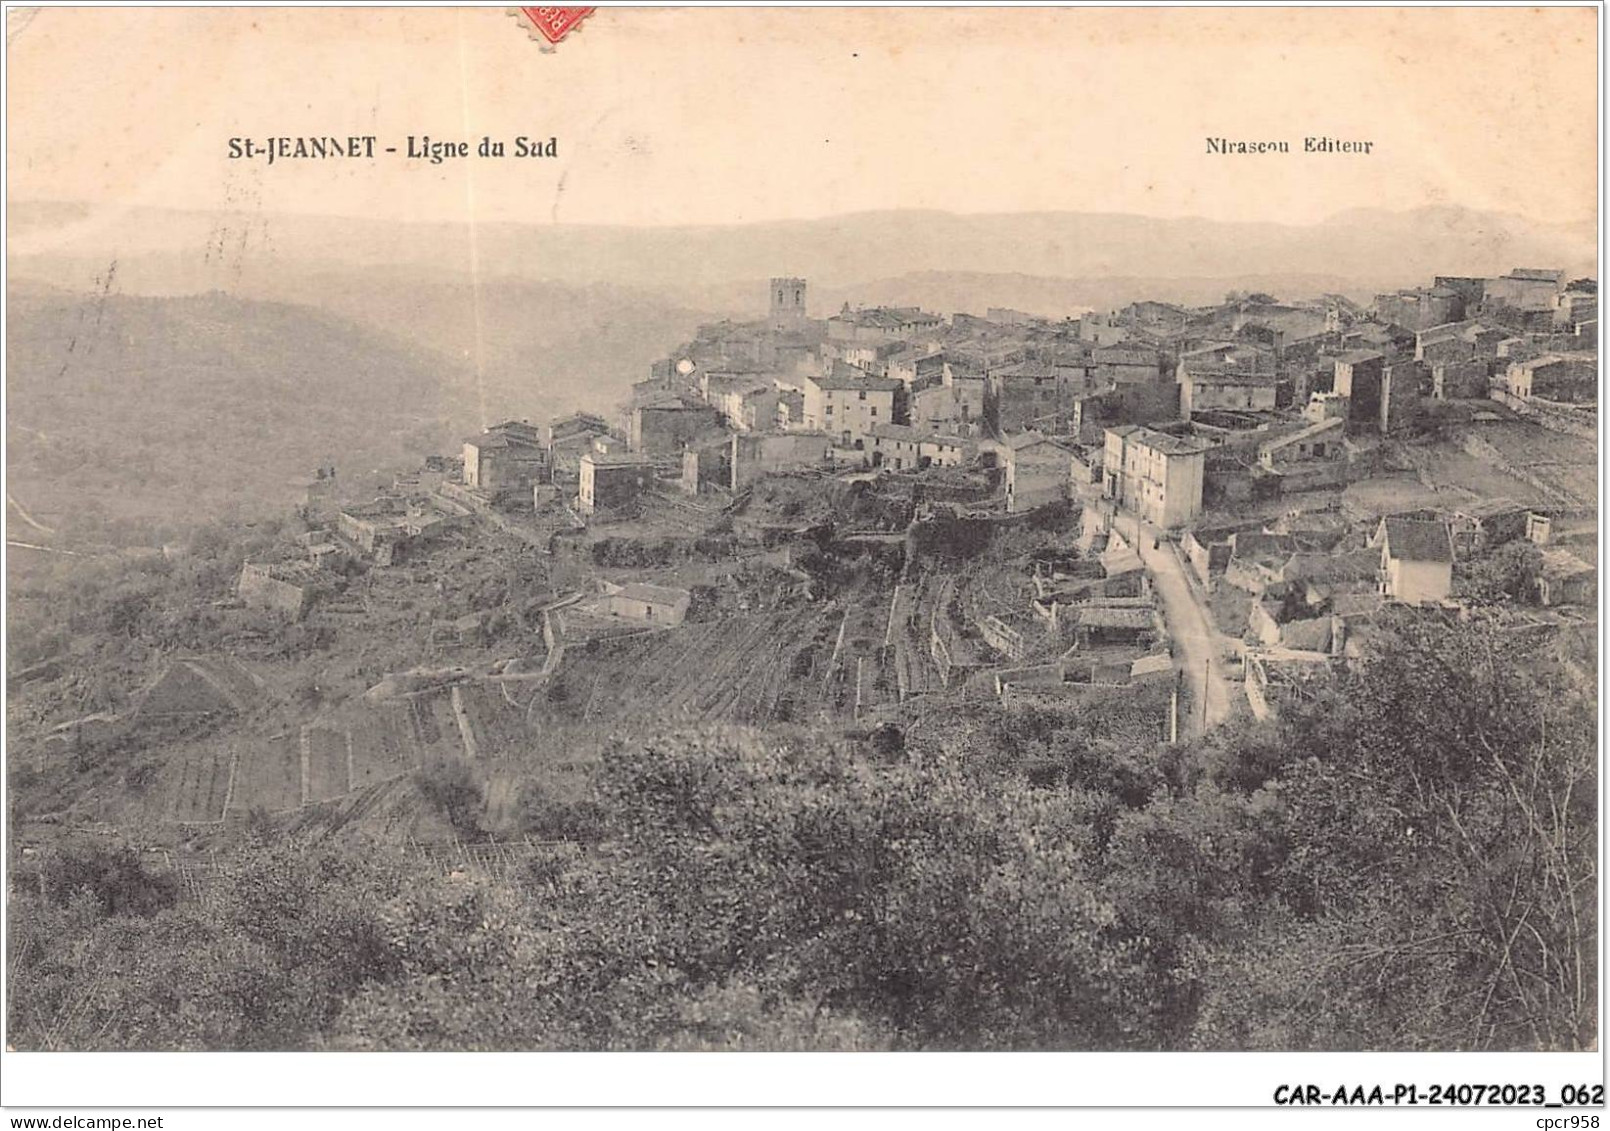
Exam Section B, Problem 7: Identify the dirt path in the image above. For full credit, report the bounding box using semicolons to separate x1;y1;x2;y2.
1136;522;1236;737
8;491;55;535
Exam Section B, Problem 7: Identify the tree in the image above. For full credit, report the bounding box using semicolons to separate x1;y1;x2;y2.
414;761;488;843
12;612;1590;1052
1456;541;1543;603
1192;611;1596;1050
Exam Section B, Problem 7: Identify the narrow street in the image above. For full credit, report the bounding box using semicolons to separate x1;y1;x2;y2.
1134;520;1237;737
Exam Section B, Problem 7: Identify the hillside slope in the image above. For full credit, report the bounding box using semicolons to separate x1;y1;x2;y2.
5;285;476;542
239;269;712;426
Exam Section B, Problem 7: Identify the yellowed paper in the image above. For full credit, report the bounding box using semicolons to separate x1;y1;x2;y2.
4;3;1600;1107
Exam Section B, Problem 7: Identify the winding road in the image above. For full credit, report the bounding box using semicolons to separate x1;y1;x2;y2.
1134;520;1237;737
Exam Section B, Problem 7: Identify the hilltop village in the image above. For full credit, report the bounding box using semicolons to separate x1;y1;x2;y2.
12;268;1599;838
6;262;1600;1058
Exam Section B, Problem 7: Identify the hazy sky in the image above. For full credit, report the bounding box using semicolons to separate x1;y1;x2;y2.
7;6;1599;230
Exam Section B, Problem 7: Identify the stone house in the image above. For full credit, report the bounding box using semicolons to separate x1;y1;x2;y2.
802;362;902;450
1484;268;1564;313
989;360;1074;433
1101;425;1207;529
546;412;613;483
238;561;327;619
1431;359;1492;400
1257;418;1345;469
1375;517;1455;604
1535;548;1596;607
1004;433;1074;512
597;582;691;626
1091;346;1162;386
728;431;832;490
631;396;727;454
1504;354;1597;402
578;453;655;515
1374;287;1462;330
1179;362;1278;419
463;421;548;493
1065;605;1159;650
869;424;975;471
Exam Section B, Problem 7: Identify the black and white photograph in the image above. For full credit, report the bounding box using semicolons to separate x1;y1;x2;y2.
2;2;1602;1119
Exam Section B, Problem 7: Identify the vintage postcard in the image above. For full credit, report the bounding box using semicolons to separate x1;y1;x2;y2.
3;3;1601;1117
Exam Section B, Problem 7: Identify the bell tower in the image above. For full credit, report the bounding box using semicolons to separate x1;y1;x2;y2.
769;276;807;331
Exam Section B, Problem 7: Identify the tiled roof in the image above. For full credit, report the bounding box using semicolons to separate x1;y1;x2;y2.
1284;549;1381;582
811;362;902;392
1123;425;1211;456
487;420;545;441
1539;547;1594;580
889;346;944;364
1187;368;1279;386
991;360;1060;379
1453;497;1524;519
637;394;712;412
551;412;609;433
1231;531;1298;564
464;431;546;452
1381;517;1455;563
1130;653;1175;677
1091;348;1158;367
872;424;924;443
581;452;653;468
1281;616;1334;652
1257;417;1344;454
835;306;940;330
1416;320;1483;342
1072;606;1156;630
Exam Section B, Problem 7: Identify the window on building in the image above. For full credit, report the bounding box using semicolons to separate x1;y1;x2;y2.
870;407;878;417
859;390;867;401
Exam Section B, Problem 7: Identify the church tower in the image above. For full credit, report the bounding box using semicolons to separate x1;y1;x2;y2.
769;276;807;331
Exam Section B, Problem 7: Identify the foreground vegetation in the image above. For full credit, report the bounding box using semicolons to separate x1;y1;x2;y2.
8;610;1595;1051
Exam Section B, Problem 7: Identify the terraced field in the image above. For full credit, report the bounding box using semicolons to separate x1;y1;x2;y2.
400;695;464;772
887;574;948;699
306;727;350;803
540;602;865;726
232;733;301;813
164;746;234;823
142;683;550;824
1465;420;1597;505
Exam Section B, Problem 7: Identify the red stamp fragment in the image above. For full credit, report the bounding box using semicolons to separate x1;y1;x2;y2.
512;6;595;46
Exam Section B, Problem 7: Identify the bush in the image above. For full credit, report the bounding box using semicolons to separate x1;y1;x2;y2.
39;845;179;918
414;761;487;842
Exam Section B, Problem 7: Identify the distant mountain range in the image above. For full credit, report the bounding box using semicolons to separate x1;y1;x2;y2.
12;201;1594;301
